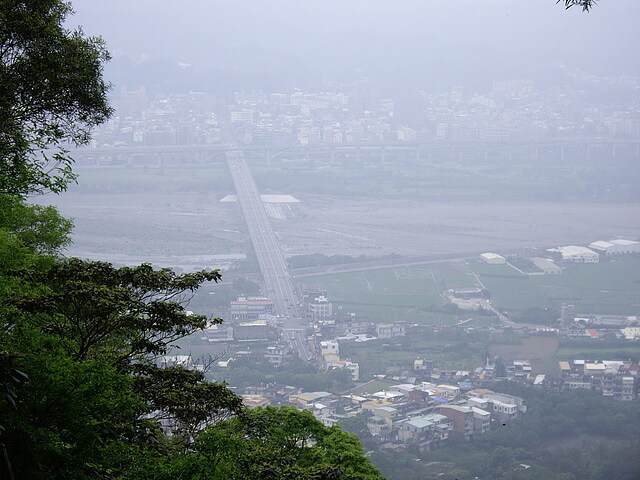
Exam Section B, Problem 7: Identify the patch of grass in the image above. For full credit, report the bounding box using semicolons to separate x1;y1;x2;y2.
476;259;640;314
349;379;397;395
534;259;640;314
298;263;480;323
468;261;526;278
341;331;487;380
300;259;640;321
555;346;640;360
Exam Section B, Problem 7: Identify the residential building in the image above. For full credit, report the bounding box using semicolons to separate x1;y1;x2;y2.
306;291;333;319
436;405;475;440
320;340;339;358
414;358;427;371
202;324;234;343
491;400;519;421
264;343;289;367
230;297;274;322
507;360;532;380
234;320;270;341
617;377;635;401
289;391;332;408
397;414;453;452
367;415;392;438
376;321;407;339
471;407;491;434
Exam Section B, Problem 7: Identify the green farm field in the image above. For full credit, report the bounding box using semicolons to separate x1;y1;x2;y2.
555;345;640;361
468;258;640;314
298;258;640;323
298;263;479;323
341;331;488;380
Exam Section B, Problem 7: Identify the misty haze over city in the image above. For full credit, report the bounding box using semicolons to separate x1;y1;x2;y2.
3;2;640;479
70;1;640;93
47;0;640;271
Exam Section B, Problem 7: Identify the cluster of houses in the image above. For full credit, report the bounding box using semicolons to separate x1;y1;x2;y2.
472;357;638;402
201;290;409;348
558;360;637;401
378;353;639;403
238;379;524;453
319;340;360;380
560;305;639;340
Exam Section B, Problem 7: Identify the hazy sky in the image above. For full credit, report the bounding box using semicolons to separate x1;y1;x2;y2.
69;1;640;93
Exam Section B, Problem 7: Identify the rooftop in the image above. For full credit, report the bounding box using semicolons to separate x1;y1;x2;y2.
290;391;331;402
438;404;473;413
553;245;598;257
611;239;639;246
402;413;448;430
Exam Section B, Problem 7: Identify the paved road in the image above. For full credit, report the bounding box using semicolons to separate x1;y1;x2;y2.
226;151;310;359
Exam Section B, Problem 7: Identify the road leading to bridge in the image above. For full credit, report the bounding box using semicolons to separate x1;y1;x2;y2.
226;151;310;359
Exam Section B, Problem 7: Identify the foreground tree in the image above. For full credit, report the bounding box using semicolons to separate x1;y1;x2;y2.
557;0;597;11
0;254;239;477
0;0;112;196
11;259;223;361
154;406;385;480
1;256;386;479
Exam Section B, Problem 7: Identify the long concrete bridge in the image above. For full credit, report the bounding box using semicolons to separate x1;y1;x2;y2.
226;150;310;360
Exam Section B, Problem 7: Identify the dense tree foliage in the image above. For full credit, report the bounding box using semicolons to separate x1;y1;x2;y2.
558;0;597;12
217;356;356;393
145;407;385;480
11;258;222;361
0;0;112;196
0;194;72;255
232;277;261;297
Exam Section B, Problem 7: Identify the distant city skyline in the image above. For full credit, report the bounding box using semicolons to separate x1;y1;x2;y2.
90;75;639;151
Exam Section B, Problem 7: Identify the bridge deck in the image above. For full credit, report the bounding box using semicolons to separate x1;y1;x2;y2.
226;152;309;359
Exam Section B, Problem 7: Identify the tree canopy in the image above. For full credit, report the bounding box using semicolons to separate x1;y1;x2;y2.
0;0;112;196
558;0;597;11
160;406;385;480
